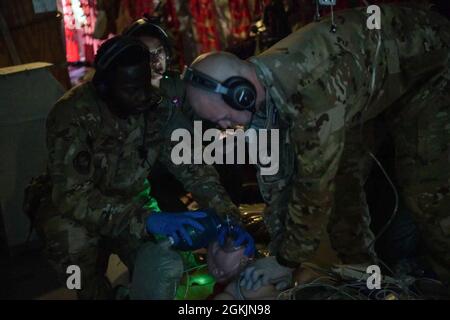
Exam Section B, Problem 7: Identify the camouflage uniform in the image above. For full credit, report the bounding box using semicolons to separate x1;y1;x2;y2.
248;4;450;273
145;72;192;212
34;80;240;299
161;73;246;206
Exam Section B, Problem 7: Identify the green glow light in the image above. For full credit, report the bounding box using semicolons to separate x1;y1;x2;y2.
176;265;216;300
135;179;161;212
191;274;214;286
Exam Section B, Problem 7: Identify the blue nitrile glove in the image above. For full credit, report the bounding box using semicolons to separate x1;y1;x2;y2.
146;211;207;246
239;256;294;291
218;218;255;257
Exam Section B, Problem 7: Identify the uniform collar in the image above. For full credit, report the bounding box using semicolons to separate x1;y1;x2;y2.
247;58;279;131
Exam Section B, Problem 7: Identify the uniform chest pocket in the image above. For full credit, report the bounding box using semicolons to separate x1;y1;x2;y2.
91;135;124;191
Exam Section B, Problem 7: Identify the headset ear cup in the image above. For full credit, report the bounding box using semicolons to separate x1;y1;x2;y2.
223;91;237;109
222;77;256;111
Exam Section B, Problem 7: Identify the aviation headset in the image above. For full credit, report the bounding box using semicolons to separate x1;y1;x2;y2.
93;36;160;164
122;16;172;64
92;36;150;97
181;67;257;113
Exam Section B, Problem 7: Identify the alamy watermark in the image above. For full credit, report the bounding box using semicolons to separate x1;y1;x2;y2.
366;5;381;30
170;121;280;176
66;265;81;290
366;265;382;289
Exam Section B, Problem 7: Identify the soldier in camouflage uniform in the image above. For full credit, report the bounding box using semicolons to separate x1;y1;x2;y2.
123;17;246;207
184;4;450;283
121;17;194;212
31;35;249;300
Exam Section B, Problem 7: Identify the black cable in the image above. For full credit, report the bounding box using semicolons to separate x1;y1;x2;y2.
140;112;152;168
358;26;400;267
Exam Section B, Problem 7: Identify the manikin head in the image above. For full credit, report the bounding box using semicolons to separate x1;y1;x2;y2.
207;237;253;284
209;239;281;300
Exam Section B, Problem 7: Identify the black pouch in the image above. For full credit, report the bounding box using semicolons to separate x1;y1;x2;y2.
23;173;52;228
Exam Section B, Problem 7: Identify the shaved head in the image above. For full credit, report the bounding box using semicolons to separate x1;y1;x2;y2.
185;51;265;128
191;51;246;82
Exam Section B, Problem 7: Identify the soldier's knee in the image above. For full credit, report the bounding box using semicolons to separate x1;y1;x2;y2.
155;246;184;279
39;216;102;291
130;242;184;299
44;217;97;262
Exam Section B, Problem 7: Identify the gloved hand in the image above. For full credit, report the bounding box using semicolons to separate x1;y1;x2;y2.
218;221;255;257
239;256;294;291
146;211;207;246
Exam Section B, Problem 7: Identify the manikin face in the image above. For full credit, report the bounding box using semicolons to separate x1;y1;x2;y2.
207;238;252;283
139;36;167;87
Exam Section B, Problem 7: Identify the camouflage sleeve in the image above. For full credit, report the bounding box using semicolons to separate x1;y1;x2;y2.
157;109;241;222
275;55;360;267
46;104;150;238
257;176;291;255
277;117;345;267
